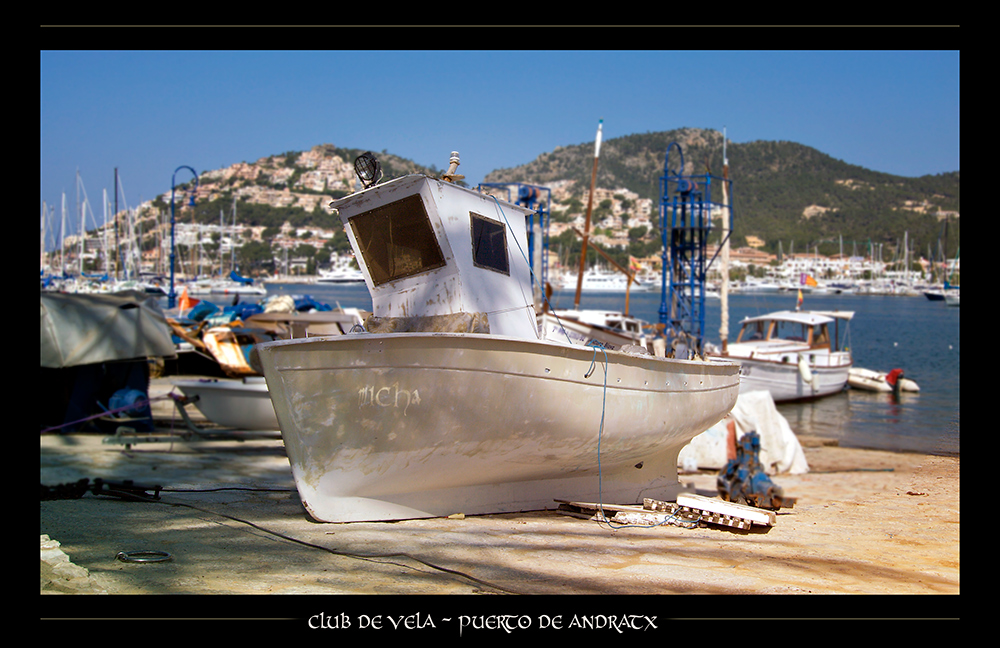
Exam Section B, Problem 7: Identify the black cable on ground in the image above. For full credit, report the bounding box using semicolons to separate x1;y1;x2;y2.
41;480;523;595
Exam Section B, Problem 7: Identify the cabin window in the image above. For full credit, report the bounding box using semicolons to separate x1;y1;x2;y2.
470;212;509;275
739;321;767;342
812;324;830;348
348;194;446;286
774;320;808;342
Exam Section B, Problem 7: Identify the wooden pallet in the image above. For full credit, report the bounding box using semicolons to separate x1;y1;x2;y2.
674;493;776;527
556;493;775;531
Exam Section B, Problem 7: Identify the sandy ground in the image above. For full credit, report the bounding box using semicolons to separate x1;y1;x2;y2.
40;379;959;623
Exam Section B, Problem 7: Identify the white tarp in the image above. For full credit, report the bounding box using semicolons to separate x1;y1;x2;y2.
678;390;810;474
40;290;177;368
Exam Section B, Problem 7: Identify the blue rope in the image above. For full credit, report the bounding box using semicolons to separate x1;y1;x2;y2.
585;341;613;524
585;341;701;531
493;195;690;531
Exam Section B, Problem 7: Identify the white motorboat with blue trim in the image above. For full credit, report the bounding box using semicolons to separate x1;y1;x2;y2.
255;153;741;523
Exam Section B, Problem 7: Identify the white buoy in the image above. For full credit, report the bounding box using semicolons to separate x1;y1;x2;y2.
798;354;813;388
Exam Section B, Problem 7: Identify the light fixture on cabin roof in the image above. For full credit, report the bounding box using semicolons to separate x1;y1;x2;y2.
354;151;382;189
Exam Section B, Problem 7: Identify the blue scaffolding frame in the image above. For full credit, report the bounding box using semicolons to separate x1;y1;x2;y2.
478;182;552;291
658;142;733;357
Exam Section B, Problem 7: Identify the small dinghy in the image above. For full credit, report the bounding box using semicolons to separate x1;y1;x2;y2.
848;367;920;393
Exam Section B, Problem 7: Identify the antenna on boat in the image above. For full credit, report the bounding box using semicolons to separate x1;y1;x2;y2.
441;151;465;183
720;126;731;354
354;152;383;189
574;118;603;310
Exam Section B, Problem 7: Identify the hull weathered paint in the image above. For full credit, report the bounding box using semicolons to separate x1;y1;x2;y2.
258;332;740;522
733;358;850;402
173;378;279;430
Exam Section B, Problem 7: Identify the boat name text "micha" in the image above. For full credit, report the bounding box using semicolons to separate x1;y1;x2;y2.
358;383;421;416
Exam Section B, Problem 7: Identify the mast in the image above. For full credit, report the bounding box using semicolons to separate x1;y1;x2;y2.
40;202;46;273
231;196;237;274
220;208;225;278
574;118;603;310
719;128;730;354
102;189;109;275
904;230;909;288
129;207;137;281
114;168;120;281
60;193;66;274
77;170;84;276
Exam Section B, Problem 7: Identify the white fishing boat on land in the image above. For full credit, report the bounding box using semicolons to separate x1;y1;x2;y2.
255;154;741;523
709;309;854;402
172;377;279;430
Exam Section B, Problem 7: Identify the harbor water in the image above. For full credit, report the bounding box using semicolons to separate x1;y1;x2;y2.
258;282;959;457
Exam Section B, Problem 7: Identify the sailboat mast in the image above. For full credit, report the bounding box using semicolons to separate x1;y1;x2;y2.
904;231;909;288
574;118;603;310
219;208;225;278
231;196;237;274
114;168;120;281
719;128;730;354
41;201;46;273
60;193;66;274
77;170;84;276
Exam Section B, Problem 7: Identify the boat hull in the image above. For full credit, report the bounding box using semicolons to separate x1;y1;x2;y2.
257;332;740;522
173;378;279;430
719;357;851;402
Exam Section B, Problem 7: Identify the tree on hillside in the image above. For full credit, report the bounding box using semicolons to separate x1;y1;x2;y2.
236;240;273;276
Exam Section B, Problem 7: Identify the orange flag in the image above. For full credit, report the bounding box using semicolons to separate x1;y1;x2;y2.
179;286;199;313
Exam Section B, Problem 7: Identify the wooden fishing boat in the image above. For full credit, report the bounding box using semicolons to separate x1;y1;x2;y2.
710;309;854;402
255;154;741;523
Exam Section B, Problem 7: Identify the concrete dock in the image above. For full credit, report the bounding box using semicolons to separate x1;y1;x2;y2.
41;377;959;619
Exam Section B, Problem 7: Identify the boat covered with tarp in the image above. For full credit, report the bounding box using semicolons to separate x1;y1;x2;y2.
40;290;177;432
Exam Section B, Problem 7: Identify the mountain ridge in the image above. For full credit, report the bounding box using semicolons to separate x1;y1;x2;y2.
483;127;959;258
169;128;959;261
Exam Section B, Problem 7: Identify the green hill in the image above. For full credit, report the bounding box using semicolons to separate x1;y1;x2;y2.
166;131;959;271
485;127;960;260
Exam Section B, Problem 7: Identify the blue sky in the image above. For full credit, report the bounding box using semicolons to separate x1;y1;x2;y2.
40;50;959;241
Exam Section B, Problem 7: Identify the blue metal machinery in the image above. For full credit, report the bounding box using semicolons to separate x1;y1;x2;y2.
659;142;733;358
479;182;552;292
717;430;791;510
